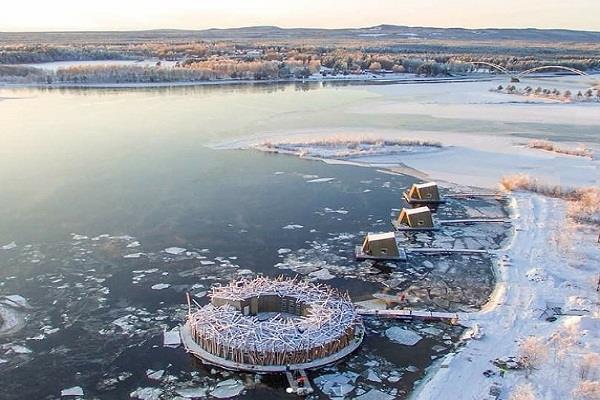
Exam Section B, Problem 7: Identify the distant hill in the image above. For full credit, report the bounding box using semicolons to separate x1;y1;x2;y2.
2;25;600;45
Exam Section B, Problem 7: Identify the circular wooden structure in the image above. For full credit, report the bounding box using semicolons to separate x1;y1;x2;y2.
181;276;364;372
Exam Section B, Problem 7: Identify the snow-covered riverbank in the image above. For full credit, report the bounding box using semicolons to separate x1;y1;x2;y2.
412;193;600;400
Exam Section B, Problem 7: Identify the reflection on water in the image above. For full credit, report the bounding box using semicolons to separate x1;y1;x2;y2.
0;85;509;399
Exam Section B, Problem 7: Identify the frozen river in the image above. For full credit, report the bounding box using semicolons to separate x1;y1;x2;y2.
0;77;596;399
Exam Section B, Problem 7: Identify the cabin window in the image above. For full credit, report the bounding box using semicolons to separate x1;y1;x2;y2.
425;193;432;199
417;220;424;226
381;248;388;254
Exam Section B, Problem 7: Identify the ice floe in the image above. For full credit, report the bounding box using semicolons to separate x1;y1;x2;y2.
151;284;170;290
1;241;17;250
210;379;244;398
163;328;181;348
385;327;423;346
164;247;187;255
60;386;84;397
130;387;163;400
306;177;335;183
282;224;304;230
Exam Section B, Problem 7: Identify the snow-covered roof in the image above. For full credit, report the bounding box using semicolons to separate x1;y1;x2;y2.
405;206;431;215
414;182;437;189
367;232;396;241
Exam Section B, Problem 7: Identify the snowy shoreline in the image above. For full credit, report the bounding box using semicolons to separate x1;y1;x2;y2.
0;74;495;89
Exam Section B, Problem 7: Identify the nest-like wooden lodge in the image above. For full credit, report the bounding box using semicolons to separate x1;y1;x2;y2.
181;276;364;372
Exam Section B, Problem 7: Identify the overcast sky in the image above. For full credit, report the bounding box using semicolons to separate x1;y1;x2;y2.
2;0;599;32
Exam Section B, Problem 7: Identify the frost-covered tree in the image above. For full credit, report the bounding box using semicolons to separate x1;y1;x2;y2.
510;383;536;400
518;336;548;377
572;381;600;400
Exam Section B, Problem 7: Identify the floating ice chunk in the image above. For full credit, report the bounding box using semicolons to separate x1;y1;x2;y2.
274;171;285;175
176;387;209;398
7;344;32;354
354;389;395;400
323;207;348;214
385;327;423;346
200;260;215;265
61;386;84;397
146;369;164;380
309;269;335;280
163;328;181;348
306;177;335;183
277;248;292;255
366;369;382;383
282;224;304;230
124;253;145;259
164;247;187;255
151;284;170;290
363;189;372;193
127;241;141;248
314;372;358;397
1;242;16;250
71;234;88;241
210;379;244;398
237;269;253;275
130;387;163;400
2;295;31;309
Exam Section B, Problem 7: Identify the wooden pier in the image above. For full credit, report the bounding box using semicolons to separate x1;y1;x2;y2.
357;308;460;324
403;247;489;255
285;369;314;396
439;218;509;225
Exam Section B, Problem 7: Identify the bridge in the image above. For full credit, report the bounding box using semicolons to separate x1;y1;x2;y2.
467;62;592;83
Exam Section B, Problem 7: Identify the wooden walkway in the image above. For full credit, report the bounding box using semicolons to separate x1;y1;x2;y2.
403;247;489;255
358;308;460;323
439;218;509;225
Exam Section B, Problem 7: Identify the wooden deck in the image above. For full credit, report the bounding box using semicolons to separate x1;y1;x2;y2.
402;192;446;205
391;220;440;231
439;218;509;225
403;247;489;255
357;308;460;323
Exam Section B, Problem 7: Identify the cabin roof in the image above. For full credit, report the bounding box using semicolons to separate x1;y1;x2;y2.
367;232;395;241
404;206;431;215
414;182;437;189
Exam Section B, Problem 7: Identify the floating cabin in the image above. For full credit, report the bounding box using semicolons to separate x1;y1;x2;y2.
180;277;365;373
403;182;444;205
392;206;438;231
355;232;407;261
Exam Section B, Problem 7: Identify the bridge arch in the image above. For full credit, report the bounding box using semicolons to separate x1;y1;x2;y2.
516;66;589;78
468;61;511;75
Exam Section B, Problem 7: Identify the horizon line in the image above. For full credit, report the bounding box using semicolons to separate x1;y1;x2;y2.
2;23;600;35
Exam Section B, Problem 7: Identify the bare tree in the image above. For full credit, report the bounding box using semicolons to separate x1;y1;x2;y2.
518;336;548;377
510;383;536;400
572;380;600;400
579;353;600;380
